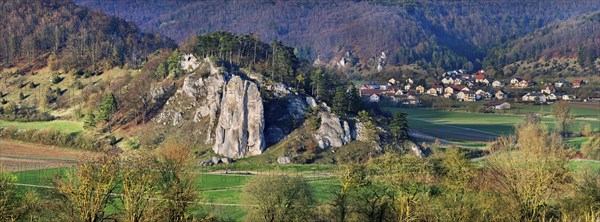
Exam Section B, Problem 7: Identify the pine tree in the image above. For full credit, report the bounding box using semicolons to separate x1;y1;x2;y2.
347;84;361;114
332;86;348;116
389;112;409;142
83;111;96;130
167;49;183;78
97;93;117;132
156;62;168;79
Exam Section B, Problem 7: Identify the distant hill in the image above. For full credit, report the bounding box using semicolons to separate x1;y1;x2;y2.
76;0;600;70
485;11;600;72
0;0;175;72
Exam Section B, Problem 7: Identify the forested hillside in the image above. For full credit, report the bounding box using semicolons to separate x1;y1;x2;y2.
76;0;600;71
0;0;175;72
485;11;600;72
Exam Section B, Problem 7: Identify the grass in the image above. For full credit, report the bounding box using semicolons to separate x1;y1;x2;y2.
566;137;589;150
384;106;599;144
569;160;600;172
0;119;83;134
9;166;337;221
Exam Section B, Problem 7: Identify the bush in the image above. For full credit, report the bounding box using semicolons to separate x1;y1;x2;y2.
581;135;600;161
51;75;63;84
242;175;315;222
0;103;55;122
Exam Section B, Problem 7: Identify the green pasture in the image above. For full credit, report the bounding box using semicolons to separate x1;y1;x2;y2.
384;106;599;144
0;120;83;134
10;166;338;221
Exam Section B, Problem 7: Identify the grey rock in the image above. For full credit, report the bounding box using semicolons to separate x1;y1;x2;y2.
212;156;222;164
277;157;291;164
221;158;233;164
213;76;265;158
180;54;199;72
172;112;183;126
314;112;352;149
264;94;307;145
269;83;292;97
199;160;213;166
353;121;370;142
305;97;318;108
406;141;424;158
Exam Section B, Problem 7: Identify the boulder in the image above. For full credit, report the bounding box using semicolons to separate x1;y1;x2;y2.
172;112;183;126
221;158;233;164
213;76;265;158
199;160;213;166
305;97;318;108
314;112;352;149
212;156;222;164
402;140;424;158
277;157;291;164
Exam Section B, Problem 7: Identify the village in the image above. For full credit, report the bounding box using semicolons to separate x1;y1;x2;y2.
359;69;594;110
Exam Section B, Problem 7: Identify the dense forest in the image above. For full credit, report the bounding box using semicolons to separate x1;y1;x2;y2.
76;0;600;71
0;0;175;72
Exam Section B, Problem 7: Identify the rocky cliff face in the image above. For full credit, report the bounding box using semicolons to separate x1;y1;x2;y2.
263;84;307;145
314;112;352;149
213;76;265;158
155;59;361;158
155;61;266;158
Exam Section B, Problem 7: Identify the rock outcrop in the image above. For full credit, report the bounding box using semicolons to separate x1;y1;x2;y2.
212;76;265;158
155;59;266;159
181;54;199;72
277;157;291;164
314;112;352;149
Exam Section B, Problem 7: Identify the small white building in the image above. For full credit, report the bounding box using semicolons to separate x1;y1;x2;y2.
522;92;546;103
562;94;576;101
495;91;506;100
492;80;503;88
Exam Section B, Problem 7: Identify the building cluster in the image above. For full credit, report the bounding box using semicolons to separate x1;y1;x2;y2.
359;69;586;106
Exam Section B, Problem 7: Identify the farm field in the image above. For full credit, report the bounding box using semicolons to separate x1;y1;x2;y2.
0;139;89;172
384;102;599;145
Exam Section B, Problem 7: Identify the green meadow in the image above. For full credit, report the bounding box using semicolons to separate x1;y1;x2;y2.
0;120;83;135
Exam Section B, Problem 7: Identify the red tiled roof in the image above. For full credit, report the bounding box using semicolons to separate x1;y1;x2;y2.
451;85;466;91
475;74;485;80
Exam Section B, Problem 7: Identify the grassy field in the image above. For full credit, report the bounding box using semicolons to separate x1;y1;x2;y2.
384;104;599;145
0;120;83;134
10;167;338;221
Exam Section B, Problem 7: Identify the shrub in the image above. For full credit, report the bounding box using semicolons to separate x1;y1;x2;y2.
51;75;63;84
581;135;600;161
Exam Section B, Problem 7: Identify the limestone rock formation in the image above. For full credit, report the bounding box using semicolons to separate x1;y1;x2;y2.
264;94;307;145
277;157;291;164
305;97;318;108
314;112;352;149
212;76;265;158
155;64;227;143
353;121;371;142
181;54;199;72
